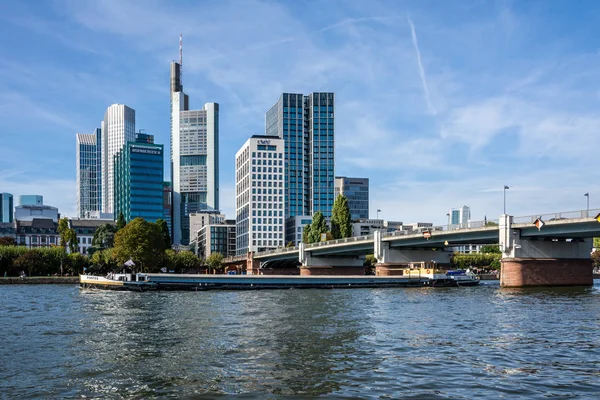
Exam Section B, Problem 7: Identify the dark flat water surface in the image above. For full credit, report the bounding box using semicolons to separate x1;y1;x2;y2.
2;281;600;399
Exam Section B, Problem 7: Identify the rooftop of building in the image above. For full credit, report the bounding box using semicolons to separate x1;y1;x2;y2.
70;219;116;228
251;134;280;139
16;204;57;210
16;219;57;229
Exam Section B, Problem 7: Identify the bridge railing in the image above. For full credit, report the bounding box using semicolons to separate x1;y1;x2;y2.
512;208;600;224
305;234;375;249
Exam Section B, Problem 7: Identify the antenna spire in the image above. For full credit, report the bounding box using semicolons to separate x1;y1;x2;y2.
179;34;183;87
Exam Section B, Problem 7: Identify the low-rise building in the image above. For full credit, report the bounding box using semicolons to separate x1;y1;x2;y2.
70;218;115;255
0;222;16;240
195;219;236;259
16;219;59;248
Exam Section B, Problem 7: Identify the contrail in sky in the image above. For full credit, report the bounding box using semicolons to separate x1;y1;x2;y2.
407;15;437;115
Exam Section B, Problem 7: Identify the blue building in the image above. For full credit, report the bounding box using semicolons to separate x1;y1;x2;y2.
266;92;335;220
19;195;43;206
0;193;13;223
114;133;164;223
335;177;369;220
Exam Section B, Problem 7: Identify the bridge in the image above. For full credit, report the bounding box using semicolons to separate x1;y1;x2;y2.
224;209;600;288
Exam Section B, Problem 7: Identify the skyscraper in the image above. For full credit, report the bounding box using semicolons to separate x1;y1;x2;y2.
76;130;102;218
334;177;369;220
170;61;219;245
450;205;471;227
113;133;164;223
0;193;13;223
102;104;135;215
265;93;335;221
235;135;285;255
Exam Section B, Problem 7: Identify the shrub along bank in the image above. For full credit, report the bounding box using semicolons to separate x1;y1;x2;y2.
0;246;89;277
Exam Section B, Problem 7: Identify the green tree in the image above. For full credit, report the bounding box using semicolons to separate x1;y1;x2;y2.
0;237;16;246
57;217;78;253
302;224;312;244
594;238;600;248
90;248;117;274
331;194;352;239
155;219;171;249
206;252;224;273
67;253;90;275
113;218;165;272
116;212;127;231
14;251;45;277
592;250;600;268
92;223;117;249
479;244;501;254
364;254;377;275
286;241;295;248
175;251;202;273
309;212;328;243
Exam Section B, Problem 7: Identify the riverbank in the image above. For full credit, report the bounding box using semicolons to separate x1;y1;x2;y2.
0;277;79;285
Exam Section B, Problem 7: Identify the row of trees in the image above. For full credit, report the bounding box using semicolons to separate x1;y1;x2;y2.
0;246;88;277
302;195;352;244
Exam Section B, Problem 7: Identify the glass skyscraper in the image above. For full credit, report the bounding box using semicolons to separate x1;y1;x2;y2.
102;104;136;215
76;129;102;218
0;193;13;223
335;177;369;220
170;61;219;245
113;133;164;223
265;92;335;219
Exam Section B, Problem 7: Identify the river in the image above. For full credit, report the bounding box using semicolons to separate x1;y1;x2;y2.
2;281;600;398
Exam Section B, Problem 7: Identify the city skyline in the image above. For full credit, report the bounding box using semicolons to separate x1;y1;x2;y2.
1;1;600;224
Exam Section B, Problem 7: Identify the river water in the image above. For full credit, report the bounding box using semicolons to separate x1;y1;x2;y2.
2;281;600;398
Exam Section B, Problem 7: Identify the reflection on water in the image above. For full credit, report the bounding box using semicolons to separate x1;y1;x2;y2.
2;281;600;398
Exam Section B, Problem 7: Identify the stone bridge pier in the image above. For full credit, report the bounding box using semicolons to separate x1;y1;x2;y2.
499;215;593;287
373;231;452;275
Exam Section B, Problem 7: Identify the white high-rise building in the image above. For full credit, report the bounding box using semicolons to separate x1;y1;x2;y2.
450;205;471;228
170;61;219;245
102;104;135;214
235;135;285;256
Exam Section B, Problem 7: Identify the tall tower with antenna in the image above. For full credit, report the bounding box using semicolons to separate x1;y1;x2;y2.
170;35;220;245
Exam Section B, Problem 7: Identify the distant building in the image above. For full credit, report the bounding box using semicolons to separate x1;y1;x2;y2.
189;211;225;245
163;181;172;241
15;204;59;222
266;92;335;220
19;195;43;206
113;133;164;223
0;193;13;223
403;222;434;231
102;104;136;215
0;222;15;240
170;60;219;245
235;135;285;255
335;177;369;220
16;219;59;247
195;219;236;259
76;129;102;218
285;215;313;246
450;205;471;228
70;218;115;255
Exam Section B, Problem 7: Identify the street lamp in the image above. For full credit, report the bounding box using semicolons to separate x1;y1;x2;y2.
585;193;590;216
446;213;450;230
377;209;381;219
503;185;510;215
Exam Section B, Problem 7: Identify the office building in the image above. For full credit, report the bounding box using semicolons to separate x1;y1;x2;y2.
334;176;369;220
102;104;136;214
194;219;236;259
76;129;102;218
170;60;219;245
235;135;285;255
113;133;164;223
19;195;43;206
15;204;59;222
285;215;313;245
163;182;172;240
450;205;471;228
0;193;13;223
265;92;335;220
189;210;226;245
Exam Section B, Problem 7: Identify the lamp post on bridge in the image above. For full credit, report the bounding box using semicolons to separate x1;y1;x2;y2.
446;213;450;230
377;209;381;219
503;185;510;215
585;193;589;216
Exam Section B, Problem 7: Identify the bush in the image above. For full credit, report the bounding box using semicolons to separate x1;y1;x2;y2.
451;253;501;270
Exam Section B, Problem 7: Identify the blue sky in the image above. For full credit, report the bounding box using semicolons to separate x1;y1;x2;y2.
1;0;600;224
